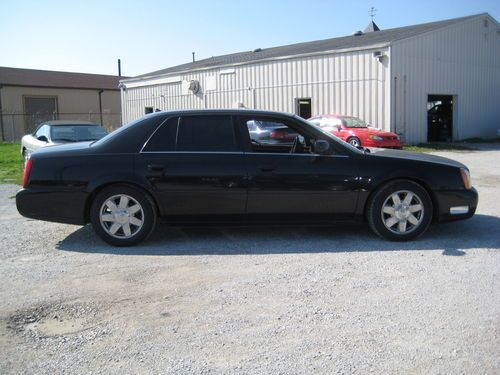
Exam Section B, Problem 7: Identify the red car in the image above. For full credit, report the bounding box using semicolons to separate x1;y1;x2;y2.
308;115;402;149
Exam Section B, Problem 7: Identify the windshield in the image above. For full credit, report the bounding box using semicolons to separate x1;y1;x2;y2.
341;117;368;128
51;125;108;142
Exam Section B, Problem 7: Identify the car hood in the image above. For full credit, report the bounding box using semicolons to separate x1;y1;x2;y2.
368;148;467;169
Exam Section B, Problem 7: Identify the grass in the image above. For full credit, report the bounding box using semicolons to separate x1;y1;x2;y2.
403;142;476;153
0;143;23;185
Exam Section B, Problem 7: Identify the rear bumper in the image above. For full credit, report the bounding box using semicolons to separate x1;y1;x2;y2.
435;187;478;222
16;188;88;225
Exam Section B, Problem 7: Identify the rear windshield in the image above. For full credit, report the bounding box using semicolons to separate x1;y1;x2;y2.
51;125;108;142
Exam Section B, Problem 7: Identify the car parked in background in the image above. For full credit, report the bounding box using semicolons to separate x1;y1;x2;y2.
21;120;108;160
17;110;477;246
308;115;402;149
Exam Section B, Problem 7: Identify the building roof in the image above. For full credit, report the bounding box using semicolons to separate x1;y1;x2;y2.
132;13;488;80
0;66;125;90
364;20;380;33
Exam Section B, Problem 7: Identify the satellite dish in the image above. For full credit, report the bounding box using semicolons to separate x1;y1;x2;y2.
188;80;200;94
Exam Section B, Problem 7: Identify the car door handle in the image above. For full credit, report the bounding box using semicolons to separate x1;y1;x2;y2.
147;164;165;172
257;166;275;173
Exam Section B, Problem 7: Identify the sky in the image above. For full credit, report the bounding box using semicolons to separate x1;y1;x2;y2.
0;0;499;77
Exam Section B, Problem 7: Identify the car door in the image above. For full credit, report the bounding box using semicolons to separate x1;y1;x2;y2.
136;114;247;216
238;115;359;219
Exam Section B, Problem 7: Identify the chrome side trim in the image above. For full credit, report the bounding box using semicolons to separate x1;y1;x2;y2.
140;151;245;155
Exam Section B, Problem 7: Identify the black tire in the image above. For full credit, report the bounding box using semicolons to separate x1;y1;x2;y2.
366;180;433;241
90;184;157;246
347;137;361;147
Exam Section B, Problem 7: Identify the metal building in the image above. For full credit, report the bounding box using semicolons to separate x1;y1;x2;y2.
120;13;500;144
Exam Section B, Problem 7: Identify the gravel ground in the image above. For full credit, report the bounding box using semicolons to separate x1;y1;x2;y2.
0;146;499;375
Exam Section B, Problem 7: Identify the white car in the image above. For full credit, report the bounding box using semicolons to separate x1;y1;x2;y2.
21;120;108;160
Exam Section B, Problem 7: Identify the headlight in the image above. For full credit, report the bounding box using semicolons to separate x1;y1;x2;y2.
460;168;472;189
368;135;383;141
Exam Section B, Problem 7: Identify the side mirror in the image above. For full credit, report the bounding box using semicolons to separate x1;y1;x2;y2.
313;139;330;154
37;135;48;143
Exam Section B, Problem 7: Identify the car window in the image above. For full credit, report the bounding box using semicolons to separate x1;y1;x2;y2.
176;115;237;152
51;125;108;142
308;118;321;126
242;116;313;154
142;117;179;152
34;125;49;139
341;117;368;128
321;117;343;127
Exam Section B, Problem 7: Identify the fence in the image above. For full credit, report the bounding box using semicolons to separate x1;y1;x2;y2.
0;111;123;142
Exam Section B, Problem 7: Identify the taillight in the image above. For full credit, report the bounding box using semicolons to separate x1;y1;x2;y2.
22;159;33;188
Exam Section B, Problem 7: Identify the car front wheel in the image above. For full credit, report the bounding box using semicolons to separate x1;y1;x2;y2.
347;137;361;147
90;185;157;246
366;180;433;241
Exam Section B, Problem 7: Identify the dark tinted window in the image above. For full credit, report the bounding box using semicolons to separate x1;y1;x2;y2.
177;115;237;151
143;117;178;151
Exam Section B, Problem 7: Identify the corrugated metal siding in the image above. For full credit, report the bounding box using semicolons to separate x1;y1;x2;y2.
391;15;500;143
122;48;391;130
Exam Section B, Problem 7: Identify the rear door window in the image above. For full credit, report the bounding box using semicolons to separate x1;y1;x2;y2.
142;117;178;152
177;115;238;152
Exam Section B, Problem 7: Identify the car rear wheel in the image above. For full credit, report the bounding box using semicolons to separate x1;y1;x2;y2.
347;137;361;147
366;180;433;241
90;185;157;246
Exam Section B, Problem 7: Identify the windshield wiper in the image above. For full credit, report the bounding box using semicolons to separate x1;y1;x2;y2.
53;138;77;142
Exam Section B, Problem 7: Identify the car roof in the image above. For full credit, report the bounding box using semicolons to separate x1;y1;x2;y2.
144;108;297;119
40;120;101;126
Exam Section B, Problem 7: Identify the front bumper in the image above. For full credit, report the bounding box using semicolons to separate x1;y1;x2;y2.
364;140;403;149
16;188;88;225
435;187;478;222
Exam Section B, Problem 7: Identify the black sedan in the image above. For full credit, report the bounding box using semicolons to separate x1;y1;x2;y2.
16;110;478;246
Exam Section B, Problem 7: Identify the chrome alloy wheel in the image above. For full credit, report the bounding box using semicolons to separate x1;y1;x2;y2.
349;138;360;147
381;190;424;234
99;194;144;239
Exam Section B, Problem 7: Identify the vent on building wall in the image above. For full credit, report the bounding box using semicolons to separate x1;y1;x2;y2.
188;80;200;94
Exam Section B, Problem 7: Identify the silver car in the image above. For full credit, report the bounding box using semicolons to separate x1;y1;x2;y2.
21;120;108;160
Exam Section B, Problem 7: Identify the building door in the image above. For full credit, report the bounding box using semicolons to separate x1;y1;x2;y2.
427;95;453;142
23;96;58;133
295;98;312;119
